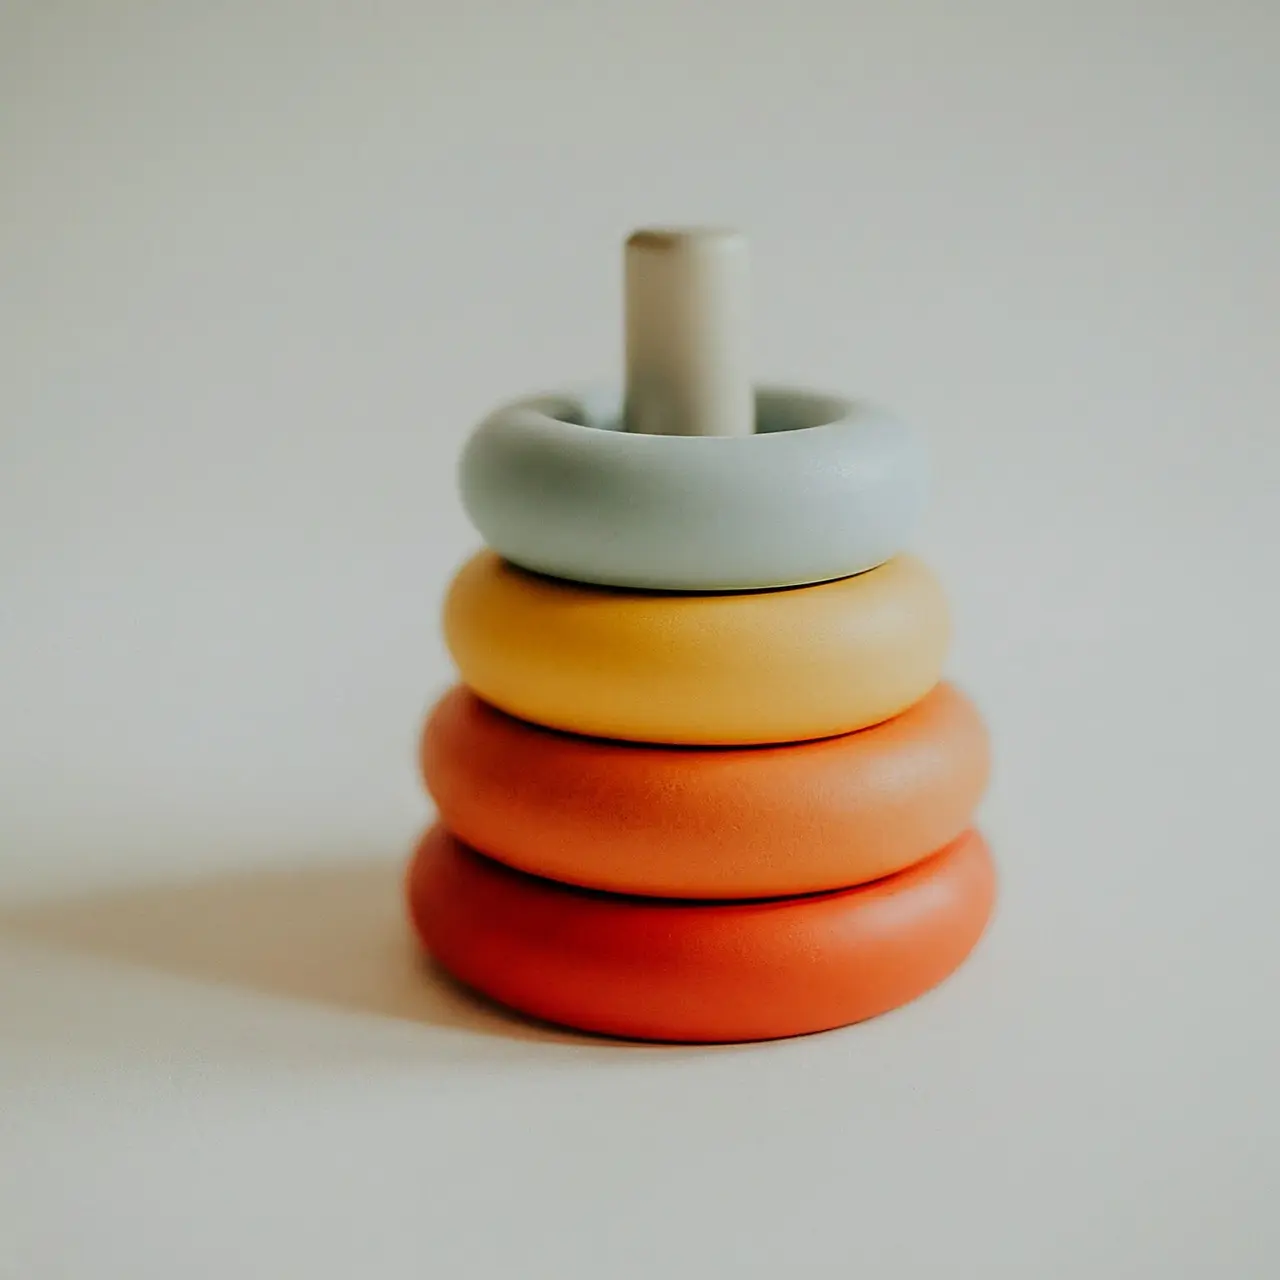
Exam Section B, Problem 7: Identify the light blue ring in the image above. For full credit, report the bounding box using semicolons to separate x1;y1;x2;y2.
459;385;928;591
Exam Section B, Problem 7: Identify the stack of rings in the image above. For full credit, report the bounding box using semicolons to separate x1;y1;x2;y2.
407;387;996;1042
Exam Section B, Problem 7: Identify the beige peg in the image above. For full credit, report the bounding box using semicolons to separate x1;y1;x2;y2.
624;227;754;436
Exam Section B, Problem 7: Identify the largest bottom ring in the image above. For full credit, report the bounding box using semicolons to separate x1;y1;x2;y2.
407;826;996;1043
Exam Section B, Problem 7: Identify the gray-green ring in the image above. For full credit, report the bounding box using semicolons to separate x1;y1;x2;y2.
459;385;928;591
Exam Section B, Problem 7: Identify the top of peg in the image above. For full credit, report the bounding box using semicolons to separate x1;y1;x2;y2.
626;226;745;251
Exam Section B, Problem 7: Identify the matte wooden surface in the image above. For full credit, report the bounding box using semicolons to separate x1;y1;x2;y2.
459;387;927;590
623;227;754;437
443;551;949;744
408;826;997;1043
422;683;990;897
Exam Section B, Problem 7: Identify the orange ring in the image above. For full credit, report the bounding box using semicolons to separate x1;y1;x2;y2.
407;826;996;1043
422;683;990;898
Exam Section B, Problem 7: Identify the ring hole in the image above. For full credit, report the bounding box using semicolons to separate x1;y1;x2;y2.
542;389;850;436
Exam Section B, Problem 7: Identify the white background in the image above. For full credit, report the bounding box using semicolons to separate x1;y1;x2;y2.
2;2;1278;1275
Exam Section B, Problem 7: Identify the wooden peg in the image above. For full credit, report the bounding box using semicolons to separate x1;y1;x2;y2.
624;227;753;436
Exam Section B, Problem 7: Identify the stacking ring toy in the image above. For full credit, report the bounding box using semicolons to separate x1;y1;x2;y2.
408;825;996;1043
422;683;990;897
443;551;949;745
459;386;928;591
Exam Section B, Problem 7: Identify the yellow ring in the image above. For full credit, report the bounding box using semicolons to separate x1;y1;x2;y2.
443;552;949;745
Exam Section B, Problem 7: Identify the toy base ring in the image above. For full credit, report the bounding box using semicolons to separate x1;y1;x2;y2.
407;826;996;1043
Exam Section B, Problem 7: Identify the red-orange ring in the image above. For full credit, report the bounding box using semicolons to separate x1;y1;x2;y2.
421;683;989;898
407;826;996;1043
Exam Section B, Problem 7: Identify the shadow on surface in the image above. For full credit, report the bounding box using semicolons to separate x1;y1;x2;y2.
0;855;593;1046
